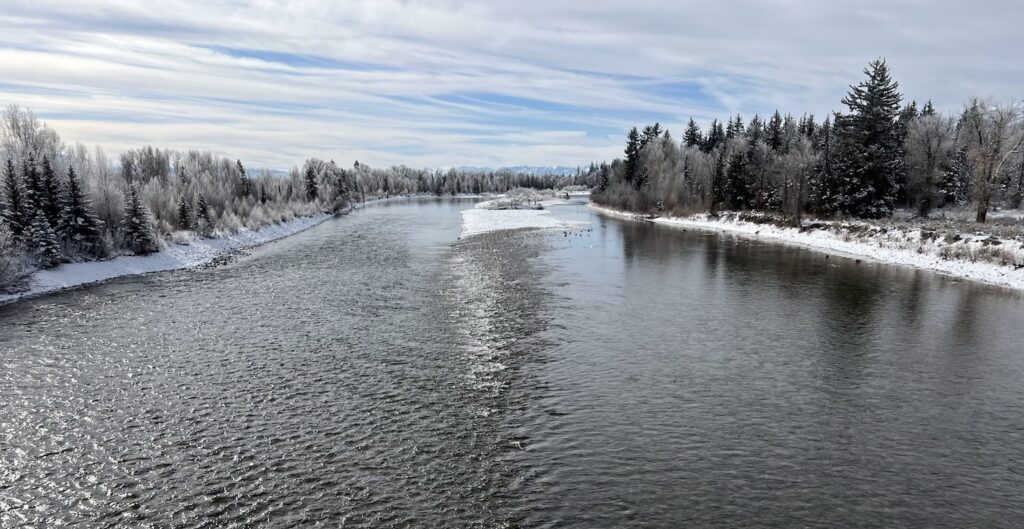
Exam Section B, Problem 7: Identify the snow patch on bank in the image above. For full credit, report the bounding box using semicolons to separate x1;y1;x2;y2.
1;213;333;304
589;203;1024;291
462;199;587;237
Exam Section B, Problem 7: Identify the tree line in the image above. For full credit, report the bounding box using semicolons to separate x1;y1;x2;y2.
590;59;1024;226
0;105;587;289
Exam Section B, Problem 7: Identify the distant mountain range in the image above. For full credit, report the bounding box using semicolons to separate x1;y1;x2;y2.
456;165;580;176
251;165;582;177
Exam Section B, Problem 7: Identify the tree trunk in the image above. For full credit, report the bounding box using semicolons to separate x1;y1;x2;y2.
976;193;989;223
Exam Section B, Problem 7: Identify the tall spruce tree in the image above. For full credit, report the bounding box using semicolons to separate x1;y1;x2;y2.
1;159;26;239
624;127;642;184
58;166;104;254
122;186;157;254
39;156;61;228
829;59;905;218
766;111;784;151
683;119;703;147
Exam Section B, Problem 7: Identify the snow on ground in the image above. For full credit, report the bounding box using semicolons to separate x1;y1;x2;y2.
1;213;332;304
462;198;587;237
589;203;1024;291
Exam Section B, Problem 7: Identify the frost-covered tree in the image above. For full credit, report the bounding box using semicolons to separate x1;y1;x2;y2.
27;209;62;268
304;165;319;201
959;98;1024;222
59;166;105;255
1;159;27;239
176;194;192;230
122;186;157;254
195;194;212;235
39;156;62;228
905;113;957;217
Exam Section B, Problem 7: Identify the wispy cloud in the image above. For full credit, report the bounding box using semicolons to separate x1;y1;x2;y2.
1;0;1021;169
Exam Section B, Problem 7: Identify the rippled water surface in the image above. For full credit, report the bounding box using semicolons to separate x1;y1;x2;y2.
3;198;1024;528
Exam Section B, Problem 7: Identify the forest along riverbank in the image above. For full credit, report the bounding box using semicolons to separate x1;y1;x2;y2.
589;203;1024;291
0;212;333;304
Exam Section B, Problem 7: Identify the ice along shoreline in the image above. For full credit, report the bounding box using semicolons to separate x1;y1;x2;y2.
589;203;1024;292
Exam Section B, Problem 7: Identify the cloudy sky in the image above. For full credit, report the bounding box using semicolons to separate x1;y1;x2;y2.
2;0;1021;170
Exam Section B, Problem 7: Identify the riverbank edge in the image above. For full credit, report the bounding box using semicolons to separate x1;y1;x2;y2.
588;203;1024;291
0;194;495;305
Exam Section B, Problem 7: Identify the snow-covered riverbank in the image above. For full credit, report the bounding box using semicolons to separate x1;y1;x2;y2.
1;212;333;304
589;203;1024;291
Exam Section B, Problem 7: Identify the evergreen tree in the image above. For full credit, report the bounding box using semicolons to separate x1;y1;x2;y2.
829;59;905;218
259;184;268;204
1;159;27;239
58;166;104;254
920;100;936;117
195;194;212;234
27;209;62;268
641;123;663;147
39;156;61;228
23;156;42;213
683;118;703;147
702;120;725;152
236;159;251;198
122;186;157;254
624;127;642;184
305;165;319;201
176;194;192;230
766;111;784;150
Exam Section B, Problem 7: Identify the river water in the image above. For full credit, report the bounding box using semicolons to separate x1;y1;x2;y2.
2;198;1023;528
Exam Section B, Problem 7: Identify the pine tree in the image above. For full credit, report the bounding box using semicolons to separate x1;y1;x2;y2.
641;123;663;147
920;100;936;117
236;159;251;198
766;111;784;151
702;120;725;152
304;165;319;201
58;166;104;254
122;186;157;254
829;59;905;218
1;159;27;239
176;194;192;230
683;119;703;147
195;194;212;235
39;156;61;228
624;127;642;185
259;184;268;204
27;209;62;268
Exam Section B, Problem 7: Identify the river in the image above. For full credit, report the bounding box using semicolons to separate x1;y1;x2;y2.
2;197;1023;528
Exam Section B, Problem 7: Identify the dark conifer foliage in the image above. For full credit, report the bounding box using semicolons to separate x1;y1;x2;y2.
304;165;319;201
27;209;62;268
1;159;26;238
122;186;157;255
624;127;642;185
58;166;105;256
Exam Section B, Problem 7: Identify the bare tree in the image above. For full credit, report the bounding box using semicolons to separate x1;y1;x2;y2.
778;137;818;226
960;99;1024;223
0;222;30;293
905;113;957;217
